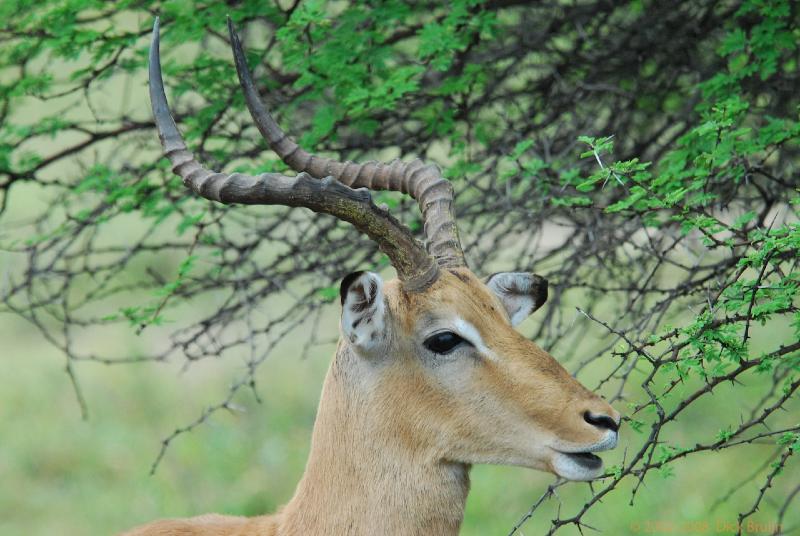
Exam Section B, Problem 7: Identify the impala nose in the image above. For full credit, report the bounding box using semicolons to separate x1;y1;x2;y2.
583;410;620;432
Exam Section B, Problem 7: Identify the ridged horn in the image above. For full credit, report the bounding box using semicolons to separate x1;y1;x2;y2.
227;17;466;269
148;17;439;291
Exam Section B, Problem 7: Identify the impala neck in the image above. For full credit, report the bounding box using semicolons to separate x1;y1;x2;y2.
279;345;471;535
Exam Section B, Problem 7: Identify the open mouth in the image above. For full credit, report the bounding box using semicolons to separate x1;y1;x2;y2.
562;451;602;470
551;449;606;480
550;432;617;480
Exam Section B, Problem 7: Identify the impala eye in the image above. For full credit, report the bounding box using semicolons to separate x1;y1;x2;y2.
424;331;467;354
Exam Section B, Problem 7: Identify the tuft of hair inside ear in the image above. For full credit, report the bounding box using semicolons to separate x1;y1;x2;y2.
485;272;548;326
340;271;387;351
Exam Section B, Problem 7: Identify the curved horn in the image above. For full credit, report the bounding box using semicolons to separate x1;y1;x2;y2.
149;18;438;291
226;17;466;269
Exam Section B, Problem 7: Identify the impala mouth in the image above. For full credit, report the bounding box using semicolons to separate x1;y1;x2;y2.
562;451;602;470
551;449;605;480
548;429;618;480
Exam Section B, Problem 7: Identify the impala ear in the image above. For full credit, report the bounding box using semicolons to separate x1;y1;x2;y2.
485;272;548;326
340;271;387;352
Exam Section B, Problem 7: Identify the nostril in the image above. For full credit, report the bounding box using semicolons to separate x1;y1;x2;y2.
583;410;619;432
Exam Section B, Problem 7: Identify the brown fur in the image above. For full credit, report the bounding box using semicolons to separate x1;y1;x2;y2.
122;269;618;535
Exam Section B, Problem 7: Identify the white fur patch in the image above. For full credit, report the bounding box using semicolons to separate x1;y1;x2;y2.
453;317;495;360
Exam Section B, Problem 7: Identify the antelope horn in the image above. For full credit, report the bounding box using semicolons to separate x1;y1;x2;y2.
226;17;467;269
148;18;438;291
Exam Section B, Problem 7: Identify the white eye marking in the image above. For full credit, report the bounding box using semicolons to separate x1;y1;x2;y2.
453;317;496;360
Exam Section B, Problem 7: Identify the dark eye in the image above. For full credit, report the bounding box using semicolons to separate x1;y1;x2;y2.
424;331;466;354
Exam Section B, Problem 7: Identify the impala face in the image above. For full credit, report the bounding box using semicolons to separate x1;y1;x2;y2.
340;268;620;481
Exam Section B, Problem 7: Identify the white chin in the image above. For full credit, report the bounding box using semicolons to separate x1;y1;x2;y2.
552;452;604;481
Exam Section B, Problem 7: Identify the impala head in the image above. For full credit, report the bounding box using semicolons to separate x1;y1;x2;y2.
149;17;620;481
338;269;619;480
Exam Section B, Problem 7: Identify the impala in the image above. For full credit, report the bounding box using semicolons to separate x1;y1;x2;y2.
123;17;621;536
